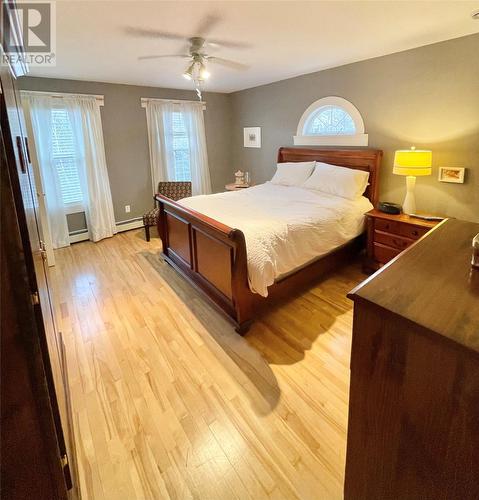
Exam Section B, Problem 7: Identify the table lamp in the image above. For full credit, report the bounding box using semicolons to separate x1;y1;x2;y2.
393;147;432;214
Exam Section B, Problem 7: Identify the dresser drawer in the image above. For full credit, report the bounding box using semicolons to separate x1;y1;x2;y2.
374;230;414;251
398;224;429;240
373;242;401;264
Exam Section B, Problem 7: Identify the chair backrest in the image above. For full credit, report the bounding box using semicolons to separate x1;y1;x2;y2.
157;181;192;201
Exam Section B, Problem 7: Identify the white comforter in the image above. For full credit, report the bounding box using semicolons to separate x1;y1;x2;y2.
179;183;373;297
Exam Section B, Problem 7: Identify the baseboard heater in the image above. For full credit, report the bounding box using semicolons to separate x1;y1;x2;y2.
69;217;144;243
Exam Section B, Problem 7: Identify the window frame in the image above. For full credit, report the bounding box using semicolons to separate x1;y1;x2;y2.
293;96;368;146
50;105;85;214
171;111;192;182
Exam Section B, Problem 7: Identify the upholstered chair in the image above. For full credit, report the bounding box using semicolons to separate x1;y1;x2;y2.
143;181;192;241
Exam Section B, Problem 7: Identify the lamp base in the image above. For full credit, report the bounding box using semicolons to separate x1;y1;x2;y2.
402;175;416;215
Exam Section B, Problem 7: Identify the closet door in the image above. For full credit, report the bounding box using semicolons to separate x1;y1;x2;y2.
22;105;56;266
1;49;77;498
1;70;67;500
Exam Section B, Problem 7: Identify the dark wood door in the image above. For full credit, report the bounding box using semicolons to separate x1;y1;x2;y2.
12;76;79;496
1;42;75;498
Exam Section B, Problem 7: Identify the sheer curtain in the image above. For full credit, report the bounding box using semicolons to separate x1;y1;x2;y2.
145;100;211;196
145;100;177;193
22;94;71;248
64;96;117;242
22;92;117;248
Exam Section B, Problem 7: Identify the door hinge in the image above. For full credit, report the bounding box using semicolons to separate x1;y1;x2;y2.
31;291;40;305
39;240;47;260
61;454;73;490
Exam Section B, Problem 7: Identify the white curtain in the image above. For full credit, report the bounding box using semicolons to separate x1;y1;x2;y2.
22;92;116;247
145;100;211;196
22;94;71;248
63;96;117;242
145;100;177;192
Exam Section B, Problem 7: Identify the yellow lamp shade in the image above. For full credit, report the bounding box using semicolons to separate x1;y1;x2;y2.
393;149;432;176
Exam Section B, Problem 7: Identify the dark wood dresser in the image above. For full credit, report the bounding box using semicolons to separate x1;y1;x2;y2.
345;218;479;500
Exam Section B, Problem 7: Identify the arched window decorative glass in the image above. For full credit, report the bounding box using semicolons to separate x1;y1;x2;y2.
306;105;356;135
294;96;368;146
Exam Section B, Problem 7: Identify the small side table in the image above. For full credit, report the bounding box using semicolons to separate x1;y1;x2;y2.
225;183;251;191
364;209;444;273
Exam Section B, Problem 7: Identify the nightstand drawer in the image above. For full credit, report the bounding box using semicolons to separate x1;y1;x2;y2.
374;230;414;250
398;224;429;240
373;242;401;264
375;218;401;234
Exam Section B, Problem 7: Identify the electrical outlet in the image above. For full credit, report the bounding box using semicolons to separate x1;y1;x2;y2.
125;205;131;213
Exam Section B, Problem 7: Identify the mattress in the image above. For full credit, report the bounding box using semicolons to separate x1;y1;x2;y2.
178;183;373;297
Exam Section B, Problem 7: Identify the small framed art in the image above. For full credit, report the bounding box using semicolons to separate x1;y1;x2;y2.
438;167;465;184
243;127;261;148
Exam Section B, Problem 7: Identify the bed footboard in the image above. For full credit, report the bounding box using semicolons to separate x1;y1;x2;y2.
156;195;253;333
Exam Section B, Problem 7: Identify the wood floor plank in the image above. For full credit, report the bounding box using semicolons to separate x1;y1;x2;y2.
51;230;365;499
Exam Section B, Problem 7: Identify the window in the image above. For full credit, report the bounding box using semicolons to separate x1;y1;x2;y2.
143;98;211;196
171;111;191;181
294;96;368;146
51;108;83;206
306;105;356;135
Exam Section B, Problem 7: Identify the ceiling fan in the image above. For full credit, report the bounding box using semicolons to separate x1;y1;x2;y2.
124;15;249;95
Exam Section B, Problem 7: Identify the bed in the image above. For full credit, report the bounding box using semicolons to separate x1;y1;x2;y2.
156;147;382;333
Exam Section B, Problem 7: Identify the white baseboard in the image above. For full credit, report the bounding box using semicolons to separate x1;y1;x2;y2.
68;218;144;244
116;217;144;232
69;231;89;244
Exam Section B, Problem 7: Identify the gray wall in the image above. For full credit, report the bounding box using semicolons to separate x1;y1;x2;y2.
230;34;479;222
18;77;233;226
19;34;479;228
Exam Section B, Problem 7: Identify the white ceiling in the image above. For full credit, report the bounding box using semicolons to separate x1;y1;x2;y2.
29;1;479;93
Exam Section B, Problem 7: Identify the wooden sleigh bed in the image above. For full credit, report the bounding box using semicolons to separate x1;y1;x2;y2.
156;147;382;333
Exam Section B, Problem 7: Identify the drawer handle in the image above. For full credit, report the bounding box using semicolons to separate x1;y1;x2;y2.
412;230;419;236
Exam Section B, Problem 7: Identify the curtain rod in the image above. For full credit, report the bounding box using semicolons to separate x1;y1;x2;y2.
20;90;105;105
140;97;206;109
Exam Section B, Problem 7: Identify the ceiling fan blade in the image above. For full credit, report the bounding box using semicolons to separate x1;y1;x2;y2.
194;14;221;38
124;26;187;42
207;38;252;49
207;57;249;71
138;54;190;61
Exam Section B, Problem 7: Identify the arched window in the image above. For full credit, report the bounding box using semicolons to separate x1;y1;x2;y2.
294;96;368;146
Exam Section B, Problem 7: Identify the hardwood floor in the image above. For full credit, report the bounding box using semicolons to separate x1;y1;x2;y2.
50;229;365;500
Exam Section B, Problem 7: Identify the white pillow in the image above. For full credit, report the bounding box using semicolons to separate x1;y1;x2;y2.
302;161;370;200
270;161;316;186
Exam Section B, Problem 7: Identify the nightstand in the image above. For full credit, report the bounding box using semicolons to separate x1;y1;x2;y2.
364;209;443;273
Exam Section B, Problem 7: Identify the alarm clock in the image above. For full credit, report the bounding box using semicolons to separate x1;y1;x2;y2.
378;201;402;215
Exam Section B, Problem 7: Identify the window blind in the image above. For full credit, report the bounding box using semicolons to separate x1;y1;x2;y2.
51;108;83;205
171;112;191;182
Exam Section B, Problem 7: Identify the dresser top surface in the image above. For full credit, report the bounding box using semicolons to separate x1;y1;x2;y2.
350;218;479;353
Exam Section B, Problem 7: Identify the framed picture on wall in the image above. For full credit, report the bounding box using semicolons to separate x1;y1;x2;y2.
244;127;261;148
438;167;465;184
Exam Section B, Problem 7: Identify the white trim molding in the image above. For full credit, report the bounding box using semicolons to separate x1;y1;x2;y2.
116;217;144;232
294;96;368;146
20;90;104;106
141;97;206;110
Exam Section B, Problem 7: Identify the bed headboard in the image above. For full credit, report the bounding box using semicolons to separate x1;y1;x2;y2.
277;147;382;206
